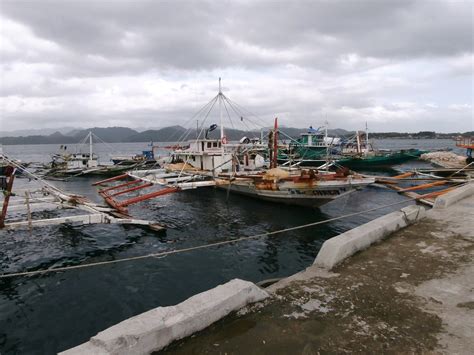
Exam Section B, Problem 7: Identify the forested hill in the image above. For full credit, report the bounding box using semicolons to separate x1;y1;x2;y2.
0;126;470;145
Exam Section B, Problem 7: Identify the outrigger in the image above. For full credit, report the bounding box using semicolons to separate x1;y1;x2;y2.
46;132;146;178
93;79;375;209
0;155;165;231
370;169;471;207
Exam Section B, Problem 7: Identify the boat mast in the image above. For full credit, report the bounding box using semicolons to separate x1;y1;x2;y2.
271;117;278;168
89;131;93;163
219;78;224;152
356;130;361;154
365;121;369;155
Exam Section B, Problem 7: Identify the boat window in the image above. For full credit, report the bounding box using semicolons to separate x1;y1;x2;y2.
213;142;218;148
219;142;221;147
207;142;212;148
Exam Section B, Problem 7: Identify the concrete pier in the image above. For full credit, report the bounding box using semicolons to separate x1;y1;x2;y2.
314;204;426;270
61;279;269;355
162;186;474;354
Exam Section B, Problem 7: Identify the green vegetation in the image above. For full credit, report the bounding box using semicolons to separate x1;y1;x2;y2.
0;126;471;145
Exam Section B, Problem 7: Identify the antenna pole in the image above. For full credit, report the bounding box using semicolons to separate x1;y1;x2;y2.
272;117;278;168
89;131;93;163
365;121;369;155
356;130;361;154
219;78;224;138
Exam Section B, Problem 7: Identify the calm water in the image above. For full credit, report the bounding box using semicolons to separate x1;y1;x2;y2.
0;139;461;354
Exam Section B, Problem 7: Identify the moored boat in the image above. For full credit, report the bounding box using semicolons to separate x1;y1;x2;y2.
336;128;428;169
338;149;427;169
214;167;374;207
123;80;375;208
111;145;158;167
278;125;340;166
47;132;142;177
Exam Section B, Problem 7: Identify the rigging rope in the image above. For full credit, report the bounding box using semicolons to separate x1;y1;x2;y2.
1;155;67;196
175;94;219;143
0;196;421;279
224;95;268;130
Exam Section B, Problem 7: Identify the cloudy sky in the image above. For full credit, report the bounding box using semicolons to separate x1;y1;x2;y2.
0;0;472;133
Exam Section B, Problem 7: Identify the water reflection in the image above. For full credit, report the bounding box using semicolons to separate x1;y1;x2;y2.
0;141;444;354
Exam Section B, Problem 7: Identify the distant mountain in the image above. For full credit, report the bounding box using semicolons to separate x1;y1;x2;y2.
0;127;78;138
0;131;74;145
124;126;187;142
0;125;470;145
69;127;139;142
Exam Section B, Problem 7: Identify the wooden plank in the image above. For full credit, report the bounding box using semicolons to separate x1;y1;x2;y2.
118;187;179;207
397;180;449;192
108;182;153;197
92;174;129;186
418;187;457;199
0;168;16;228
5;214;108;229
392;172;414;179
7;202;63;212
98;179;141;193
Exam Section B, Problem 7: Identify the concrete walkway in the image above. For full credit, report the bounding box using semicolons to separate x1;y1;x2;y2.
163;195;474;354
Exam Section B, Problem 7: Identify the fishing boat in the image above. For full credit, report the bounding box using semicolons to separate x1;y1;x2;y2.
278;125;340;166
47;132;141;177
107;79;374;209
215;167;373;207
338;149;427;169
336;128;427;169
111;147;157;167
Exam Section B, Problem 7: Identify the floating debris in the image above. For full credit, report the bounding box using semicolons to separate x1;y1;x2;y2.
421;151;467;169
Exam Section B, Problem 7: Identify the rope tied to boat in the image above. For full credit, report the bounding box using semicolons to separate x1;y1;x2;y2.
0;196;425;279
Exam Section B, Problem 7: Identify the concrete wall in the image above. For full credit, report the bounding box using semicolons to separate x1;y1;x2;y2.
60;279;269;355
314;205;426;270
433;182;474;209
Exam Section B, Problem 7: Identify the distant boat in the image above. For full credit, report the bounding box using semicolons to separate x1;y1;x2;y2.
111;146;157;167
47;132;141;177
278;124;340;166
337;149;427;169
336;129;428;169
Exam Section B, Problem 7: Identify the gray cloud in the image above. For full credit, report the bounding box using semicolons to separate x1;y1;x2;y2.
2;0;471;74
0;0;472;132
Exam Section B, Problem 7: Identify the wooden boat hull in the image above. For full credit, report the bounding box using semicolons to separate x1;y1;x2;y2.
221;184;346;207
47;164;135;177
338;149;427;169
218;177;373;207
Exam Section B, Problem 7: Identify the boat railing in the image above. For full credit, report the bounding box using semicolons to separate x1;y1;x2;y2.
455;137;474;148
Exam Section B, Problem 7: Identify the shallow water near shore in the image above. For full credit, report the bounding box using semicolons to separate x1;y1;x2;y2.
0;139;462;354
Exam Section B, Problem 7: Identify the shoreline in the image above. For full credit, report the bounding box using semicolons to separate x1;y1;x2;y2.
62;182;474;354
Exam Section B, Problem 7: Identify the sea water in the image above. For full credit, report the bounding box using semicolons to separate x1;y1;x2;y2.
0;139;463;354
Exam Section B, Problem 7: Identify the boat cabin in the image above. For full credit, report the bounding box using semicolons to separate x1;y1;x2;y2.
65;153;99;170
297;129;340;148
172;139;233;173
172;139;266;173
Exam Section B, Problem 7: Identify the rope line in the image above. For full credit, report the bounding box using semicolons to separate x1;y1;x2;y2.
1;156;65;195
0;197;420;279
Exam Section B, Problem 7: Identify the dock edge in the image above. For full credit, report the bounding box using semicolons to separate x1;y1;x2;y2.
59;279;269;355
433;181;474;209
313;204;427;270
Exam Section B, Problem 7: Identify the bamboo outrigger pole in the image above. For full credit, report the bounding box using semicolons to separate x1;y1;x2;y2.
0;166;16;228
271;117;279;168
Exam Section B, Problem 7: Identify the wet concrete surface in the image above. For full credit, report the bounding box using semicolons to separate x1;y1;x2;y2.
162;196;474;354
